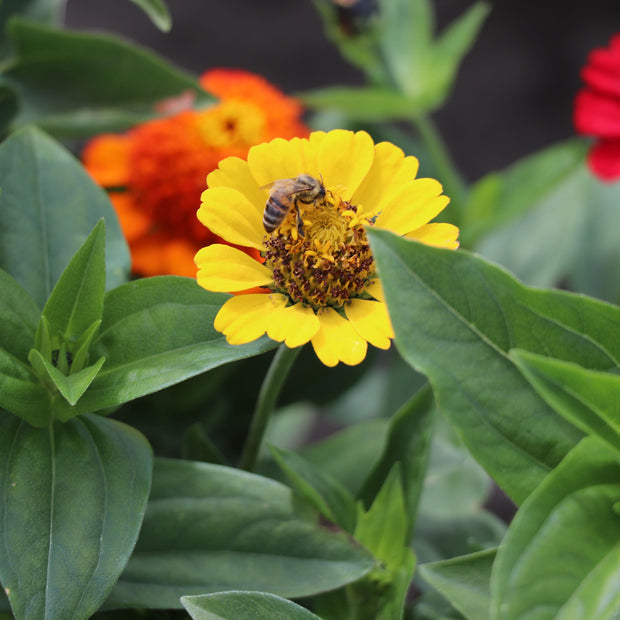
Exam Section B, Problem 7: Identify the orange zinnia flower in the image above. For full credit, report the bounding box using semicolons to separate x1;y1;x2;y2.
82;69;310;276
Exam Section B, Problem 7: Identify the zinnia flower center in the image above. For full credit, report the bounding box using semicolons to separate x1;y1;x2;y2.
263;188;375;309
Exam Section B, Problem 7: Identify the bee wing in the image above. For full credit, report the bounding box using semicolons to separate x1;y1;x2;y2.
260;178;300;192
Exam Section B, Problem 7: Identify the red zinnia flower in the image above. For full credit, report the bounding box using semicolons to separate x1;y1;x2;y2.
82;69;310;276
574;33;620;181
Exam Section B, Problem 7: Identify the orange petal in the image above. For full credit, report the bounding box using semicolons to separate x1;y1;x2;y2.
82;134;131;187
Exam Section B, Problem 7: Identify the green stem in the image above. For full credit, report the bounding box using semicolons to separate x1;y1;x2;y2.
412;114;468;224
238;344;302;471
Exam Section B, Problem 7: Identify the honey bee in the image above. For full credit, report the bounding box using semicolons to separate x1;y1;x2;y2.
262;174;326;236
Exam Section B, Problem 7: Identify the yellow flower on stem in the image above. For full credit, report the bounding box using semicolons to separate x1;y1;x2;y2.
195;129;459;367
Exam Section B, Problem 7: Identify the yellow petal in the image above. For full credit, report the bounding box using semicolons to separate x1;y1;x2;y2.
214;293;283;345
375;178;449;235
317;130;375;201
195;244;272;291
352;141;420;217
311;308;368;367
345;299;394;349
247;137;310;187
406;223;460;250
267;302;320;347
198;187;265;249
206;156;266;211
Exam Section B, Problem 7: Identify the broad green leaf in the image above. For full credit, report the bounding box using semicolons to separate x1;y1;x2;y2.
0;126;129;308
367;229;620;503
0;348;50;426
129;0;171;32
182;591;323;620
414;511;505;567
0;0;65;59
358;383;434;538
416;414;493;519
76;277;277;413
491;437;620;620
298;419;390;495
463;139;588;246
0;268;40;365
475;163;589;288
419;548;495;620
0;268;50;424
0;412;152;620
105;459;376;608
511;350;620;456
40;219;105;345
568;171;620;303
379;0;434;96
301;86;430;121
270;445;358;533
1;19;213;136
258;419;391;498
474;153;620;303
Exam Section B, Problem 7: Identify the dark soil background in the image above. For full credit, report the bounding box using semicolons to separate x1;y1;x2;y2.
65;0;620;181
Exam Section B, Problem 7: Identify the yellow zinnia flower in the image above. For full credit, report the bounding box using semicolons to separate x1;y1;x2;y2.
195;129;459;367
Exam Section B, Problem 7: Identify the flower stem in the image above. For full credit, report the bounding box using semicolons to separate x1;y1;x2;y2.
238;344;302;471
411;114;468;225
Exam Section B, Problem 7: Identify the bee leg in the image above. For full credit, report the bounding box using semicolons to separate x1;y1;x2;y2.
295;201;305;237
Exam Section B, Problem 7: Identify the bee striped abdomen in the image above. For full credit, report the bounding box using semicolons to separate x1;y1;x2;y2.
263;196;290;232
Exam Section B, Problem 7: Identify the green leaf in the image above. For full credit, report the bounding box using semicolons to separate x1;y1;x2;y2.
28;348;105;409
76;277;277;413
567;170;620;303
0;349;50;426
297;419;390;495
367;229;620;504
419;548;495;620
182;591;324;620
475;163;589;289
0;0;65;59
416;414;493;520
463;139;588;246
0;268;51;424
379;0;489;109
0;83;18;133
1;19;213;137
270;444;358;533
0;126;129;308
511;350;620;456
352;466;416;620
39;219;105;345
0;411;153;620
0;267;40;365
105;458;375;608
358;383;434;538
310;0;384;85
129;0;171;32
355;466;410;569
491;437;620;620
300;86;430;121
